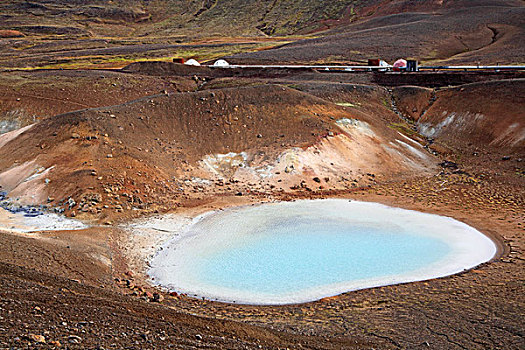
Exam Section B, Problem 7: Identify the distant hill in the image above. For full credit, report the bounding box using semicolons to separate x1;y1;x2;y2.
0;0;523;68
0;0;366;37
231;0;525;64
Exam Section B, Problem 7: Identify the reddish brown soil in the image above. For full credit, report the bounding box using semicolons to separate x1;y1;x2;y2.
0;70;196;131
419;79;525;150
1;170;523;349
1;235;361;349
392;86;434;122
286;82;400;123
1;72;441;222
0;66;523;349
0;84;340;217
393;79;525;177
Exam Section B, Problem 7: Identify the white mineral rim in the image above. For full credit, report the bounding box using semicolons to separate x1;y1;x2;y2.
146;199;497;305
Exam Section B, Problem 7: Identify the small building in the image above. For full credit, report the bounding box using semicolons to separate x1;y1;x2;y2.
184;59;201;66
406;60;418;72
368;59;389;71
213;59;230;67
393;59;407;71
379;60;389;71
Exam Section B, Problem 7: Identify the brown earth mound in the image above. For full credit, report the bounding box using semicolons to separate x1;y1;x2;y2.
287;83;396;118
0;70;196;134
395;79;525;151
0;83;436;220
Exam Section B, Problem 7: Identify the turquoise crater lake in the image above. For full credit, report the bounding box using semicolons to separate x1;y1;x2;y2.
149;199;497;305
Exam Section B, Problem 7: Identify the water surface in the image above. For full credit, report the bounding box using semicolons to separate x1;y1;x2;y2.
149;199;496;304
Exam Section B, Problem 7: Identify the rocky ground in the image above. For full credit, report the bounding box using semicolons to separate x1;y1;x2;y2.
0;61;523;349
0;167;523;349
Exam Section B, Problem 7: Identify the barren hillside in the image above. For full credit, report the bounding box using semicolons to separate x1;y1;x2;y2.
395;79;525;152
232;0;525;64
1;0;524;69
0;82;438;221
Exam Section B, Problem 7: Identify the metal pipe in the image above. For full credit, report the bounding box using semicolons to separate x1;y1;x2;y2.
419;65;525;70
206;65;392;69
204;64;525;71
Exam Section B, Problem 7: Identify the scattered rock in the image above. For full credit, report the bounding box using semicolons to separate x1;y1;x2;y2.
439;160;458;170
313;177;321;183
502;156;511;161
67;198;76;208
152;293;164;302
27;334;45;343
49;340;61;347
71;133;80;139
195;334;203;341
68;335;82;344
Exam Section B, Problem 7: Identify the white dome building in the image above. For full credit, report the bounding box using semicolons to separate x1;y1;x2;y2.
184;59;201;66
213;59;230;67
